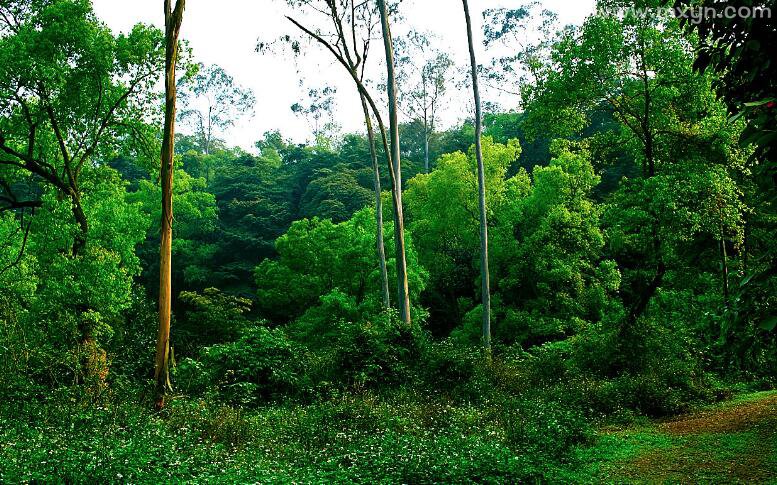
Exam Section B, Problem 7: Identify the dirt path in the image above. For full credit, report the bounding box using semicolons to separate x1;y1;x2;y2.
659;392;777;436
584;392;777;483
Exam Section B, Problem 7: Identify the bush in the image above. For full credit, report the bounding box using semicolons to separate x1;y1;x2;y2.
523;339;574;386
176;288;252;353
106;288;157;382
285;289;361;348
167;399;259;448
451;304;570;348
498;394;592;459
177;326;306;405
325;312;426;389
420;340;480;394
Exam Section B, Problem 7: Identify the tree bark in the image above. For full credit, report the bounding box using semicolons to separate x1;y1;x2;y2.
284;6;406;317
205;105;213;155
462;0;491;350
155;0;185;409
626;221;664;326
627;38;662;326
720;223;730;308
424;111;430;174
378;0;411;325
70;190;89;256
360;93;391;309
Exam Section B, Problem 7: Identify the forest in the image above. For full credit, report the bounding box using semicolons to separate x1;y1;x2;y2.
0;0;776;482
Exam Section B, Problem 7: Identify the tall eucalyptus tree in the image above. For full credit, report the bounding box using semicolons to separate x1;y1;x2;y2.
155;0;185;408
177;63;255;155
462;0;492;349
377;0;411;323
395;31;453;173
278;0;412;315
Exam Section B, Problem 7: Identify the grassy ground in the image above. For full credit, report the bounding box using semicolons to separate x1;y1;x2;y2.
2;388;775;483
566;391;777;483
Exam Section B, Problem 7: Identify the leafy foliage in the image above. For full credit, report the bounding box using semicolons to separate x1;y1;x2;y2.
255;207;427;324
1;0;776;482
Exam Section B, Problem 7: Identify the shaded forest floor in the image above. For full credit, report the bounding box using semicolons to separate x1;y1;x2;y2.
572;391;777;483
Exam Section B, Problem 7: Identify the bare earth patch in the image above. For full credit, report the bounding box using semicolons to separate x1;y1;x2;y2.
616;393;777;483
659;393;777;435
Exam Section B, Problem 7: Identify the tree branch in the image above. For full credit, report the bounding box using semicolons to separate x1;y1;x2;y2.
75;72;154;174
0;210;32;277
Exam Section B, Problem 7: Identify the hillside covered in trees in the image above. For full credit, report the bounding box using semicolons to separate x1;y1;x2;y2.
1;0;776;482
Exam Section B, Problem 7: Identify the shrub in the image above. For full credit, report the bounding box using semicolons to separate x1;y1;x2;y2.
498;394;592;459
326;311;426;389
177;326;305;405
106;289;157;382
176;288;252;352
167;399;258;448
523;339;574;386
285;289;361;349
451;304;570;348
420;340;480;394
567;314;710;416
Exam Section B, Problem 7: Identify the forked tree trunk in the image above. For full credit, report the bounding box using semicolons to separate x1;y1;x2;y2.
155;0;185;409
283;7;402;316
360;93;391;309
377;0;411;325
462;0;491;349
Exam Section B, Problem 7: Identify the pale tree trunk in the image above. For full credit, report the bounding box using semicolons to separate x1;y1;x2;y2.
205;105;213;155
360;93;391;309
423;110;430;174
378;0;411;324
462;0;491;350
283;10;403;315
155;0;185;409
720;222;730;309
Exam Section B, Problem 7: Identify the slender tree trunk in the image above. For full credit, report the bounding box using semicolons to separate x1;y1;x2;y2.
155;0;185;409
423;113;430;174
378;0;411;324
626;219;665;326
462;0;491;350
66;188;107;386
640;41;656;179
205;106;212;155
360;93;391;309
742;216;749;273
720;223;730;308
284;10;405;314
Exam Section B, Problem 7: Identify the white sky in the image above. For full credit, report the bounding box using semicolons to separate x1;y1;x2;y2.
93;0;595;152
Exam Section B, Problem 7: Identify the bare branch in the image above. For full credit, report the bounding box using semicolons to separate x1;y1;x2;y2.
75;71;154;174
286;13;399;191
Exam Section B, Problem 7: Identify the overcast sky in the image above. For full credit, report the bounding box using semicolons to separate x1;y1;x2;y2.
92;0;595;152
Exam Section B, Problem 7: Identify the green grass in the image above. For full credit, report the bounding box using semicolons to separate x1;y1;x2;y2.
0;389;574;483
1;390;775;483
558;391;777;483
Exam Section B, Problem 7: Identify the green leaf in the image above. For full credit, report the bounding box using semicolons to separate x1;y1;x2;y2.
743;98;777;107
728;111;745;124
739;272;754;287
760;316;777;332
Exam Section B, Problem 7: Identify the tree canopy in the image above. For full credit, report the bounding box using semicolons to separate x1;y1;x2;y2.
1;0;775;482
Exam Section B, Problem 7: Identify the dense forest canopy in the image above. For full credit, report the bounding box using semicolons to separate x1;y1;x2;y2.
1;0;775;482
